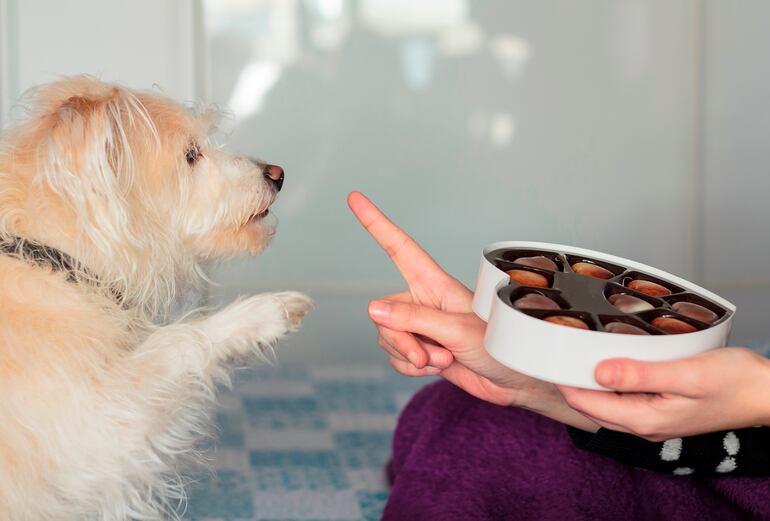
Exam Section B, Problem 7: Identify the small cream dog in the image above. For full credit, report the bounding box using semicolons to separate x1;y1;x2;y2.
0;76;311;520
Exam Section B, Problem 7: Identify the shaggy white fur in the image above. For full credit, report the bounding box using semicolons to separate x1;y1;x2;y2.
0;76;311;520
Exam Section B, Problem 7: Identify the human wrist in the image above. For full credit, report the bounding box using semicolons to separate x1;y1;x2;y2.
754;351;770;427
515;382;600;432
509;379;557;412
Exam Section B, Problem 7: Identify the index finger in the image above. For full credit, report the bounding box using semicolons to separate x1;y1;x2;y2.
347;191;444;285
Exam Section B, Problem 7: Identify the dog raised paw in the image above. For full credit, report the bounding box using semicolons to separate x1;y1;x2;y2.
198;292;312;352
270;291;313;329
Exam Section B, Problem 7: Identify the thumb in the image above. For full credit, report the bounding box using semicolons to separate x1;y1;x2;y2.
368;299;482;350
595;357;704;397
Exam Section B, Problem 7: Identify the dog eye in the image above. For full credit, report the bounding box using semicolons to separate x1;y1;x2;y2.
185;142;202;166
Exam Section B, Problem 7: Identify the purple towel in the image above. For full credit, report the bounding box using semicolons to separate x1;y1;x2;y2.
384;380;770;520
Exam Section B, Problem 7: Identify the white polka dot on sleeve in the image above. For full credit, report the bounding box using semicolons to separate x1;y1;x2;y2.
723;431;740;456
715;432;740;473
660;438;683;462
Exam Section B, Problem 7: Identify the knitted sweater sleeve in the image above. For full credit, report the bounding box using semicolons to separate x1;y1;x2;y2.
567;426;770;476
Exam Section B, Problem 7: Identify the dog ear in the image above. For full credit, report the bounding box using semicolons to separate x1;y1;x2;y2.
31;82;160;261
40;85;156;200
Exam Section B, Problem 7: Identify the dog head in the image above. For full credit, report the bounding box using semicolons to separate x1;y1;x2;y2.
0;76;283;315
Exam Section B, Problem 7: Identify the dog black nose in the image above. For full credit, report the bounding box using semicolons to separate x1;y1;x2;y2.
263;164;284;191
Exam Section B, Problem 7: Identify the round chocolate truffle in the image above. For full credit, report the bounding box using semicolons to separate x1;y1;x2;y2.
514;255;558;272
507;269;549;288
672;301;718;324
543;315;590;330
604;322;650;335
571;262;614;280
608;294;654;314
513;293;560;310
651;317;698;335
628;279;672;297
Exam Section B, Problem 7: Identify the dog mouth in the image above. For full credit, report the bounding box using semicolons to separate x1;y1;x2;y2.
248;208;270;222
246;189;279;224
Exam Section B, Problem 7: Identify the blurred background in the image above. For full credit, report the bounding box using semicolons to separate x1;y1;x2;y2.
4;2;770;519
2;0;769;359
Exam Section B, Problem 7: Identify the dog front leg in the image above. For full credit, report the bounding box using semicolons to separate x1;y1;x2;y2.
131;291;312;383
196;290;313;367
111;292;309;518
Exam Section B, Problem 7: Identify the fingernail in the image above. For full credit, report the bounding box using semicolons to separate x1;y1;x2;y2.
429;349;453;369
369;300;391;319
406;351;421;368
425;367;442;375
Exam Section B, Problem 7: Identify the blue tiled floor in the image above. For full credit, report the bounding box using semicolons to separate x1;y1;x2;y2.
183;364;430;521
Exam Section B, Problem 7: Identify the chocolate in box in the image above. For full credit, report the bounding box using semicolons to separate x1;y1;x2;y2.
472;242;736;390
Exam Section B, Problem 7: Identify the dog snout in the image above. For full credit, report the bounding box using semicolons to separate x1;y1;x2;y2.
263;164;284;192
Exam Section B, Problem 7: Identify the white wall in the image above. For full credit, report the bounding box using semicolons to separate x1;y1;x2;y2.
703;1;770;290
700;0;770;347
0;0;199;127
207;1;699;295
